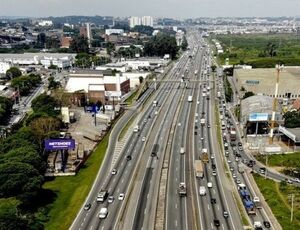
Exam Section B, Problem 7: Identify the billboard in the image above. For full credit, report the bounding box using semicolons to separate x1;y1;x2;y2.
249;113;269;122
45;139;75;151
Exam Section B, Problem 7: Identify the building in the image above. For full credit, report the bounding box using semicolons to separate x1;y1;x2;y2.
0;61;12;74
80;23;92;47
38;20;53;27
65;70;130;104
129;17;141;28
61;37;73;49
233;67;300;100
278;126;300;151
105;29;124;36
141;16;153;27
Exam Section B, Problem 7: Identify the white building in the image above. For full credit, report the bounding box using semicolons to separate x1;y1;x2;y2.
130;17;142;28
96;63;128;73
0;61;12;74
141;16;153;27
105;29;124;35
38;20;53;27
86;23;92;47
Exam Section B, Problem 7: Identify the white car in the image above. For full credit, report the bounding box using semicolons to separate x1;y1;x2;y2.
111;169;117;175
212;170;217;176
199;186;206;196
142;137;146;142
232;173;237;178
118;193;125;200
207;182;213;188
108;196;114;203
210;155;215;159
144;119;147;123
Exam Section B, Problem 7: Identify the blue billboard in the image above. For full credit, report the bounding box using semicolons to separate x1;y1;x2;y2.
249;113;269;122
45;139;75;151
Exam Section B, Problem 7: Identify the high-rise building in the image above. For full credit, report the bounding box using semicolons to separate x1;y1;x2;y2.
129;17;141;28
141;16;153;27
80;23;92;47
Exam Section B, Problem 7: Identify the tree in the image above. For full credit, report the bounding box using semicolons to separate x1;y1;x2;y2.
31;94;59;117
181;36;188;51
0;162;43;199
144;33;179;59
0;96;13;125
211;65;217;72
11;74;41;96
139;76;144;84
105;42;115;55
6;67;22;79
132;25;154;36
70;36;89;53
48;76;61;90
283;110;300;128
0;198;28;230
243;91;255;99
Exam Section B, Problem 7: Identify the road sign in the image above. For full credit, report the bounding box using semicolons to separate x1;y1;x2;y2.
45;139;75;151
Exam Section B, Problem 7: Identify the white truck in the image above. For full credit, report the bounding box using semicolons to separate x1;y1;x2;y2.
133;125;139;132
238;163;245;173
217;91;221;98
200;118;205;125
97;190;108;202
188;96;193;102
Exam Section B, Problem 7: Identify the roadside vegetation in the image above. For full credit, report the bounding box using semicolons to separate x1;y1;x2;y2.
213;34;300;68
254;174;300;230
255;153;300;177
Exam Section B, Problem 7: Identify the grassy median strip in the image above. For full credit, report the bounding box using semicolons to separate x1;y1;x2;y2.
43;133;109;230
125;90;138;105
254;174;300;230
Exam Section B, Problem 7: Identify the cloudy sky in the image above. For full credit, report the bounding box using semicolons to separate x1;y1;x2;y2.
1;0;300;18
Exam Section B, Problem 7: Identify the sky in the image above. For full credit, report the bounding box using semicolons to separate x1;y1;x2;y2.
1;0;300;18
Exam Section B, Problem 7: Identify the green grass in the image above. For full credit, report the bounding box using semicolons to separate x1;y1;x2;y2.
118;114;136;141
125;90;138;105
43;132;109;230
254;174;300;230
255;152;300;168
211;33;300;68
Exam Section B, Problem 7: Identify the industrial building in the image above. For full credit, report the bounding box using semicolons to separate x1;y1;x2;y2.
233;67;300;100
65;70;130;105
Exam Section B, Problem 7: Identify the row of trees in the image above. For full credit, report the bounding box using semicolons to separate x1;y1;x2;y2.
0;97;13;125
144;33;179;59
11;73;42;96
0;94;62;228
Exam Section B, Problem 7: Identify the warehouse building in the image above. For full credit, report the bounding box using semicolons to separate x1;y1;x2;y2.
233;67;300;100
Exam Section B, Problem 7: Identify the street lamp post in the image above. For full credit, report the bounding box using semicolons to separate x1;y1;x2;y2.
289;194;295;222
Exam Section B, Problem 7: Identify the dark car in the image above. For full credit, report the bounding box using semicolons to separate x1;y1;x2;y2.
212;164;216;170
211;198;217;204
238;142;242;146
247;163;253;167
214;219;220;227
194;131;198;135
84;203;91;211
223;211;229;218
126;155;132;161
263;221;271;228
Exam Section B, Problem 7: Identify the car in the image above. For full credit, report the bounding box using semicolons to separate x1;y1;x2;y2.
211;198;217;204
111;169;117;175
84;203;91;211
238;146;243;151
232;173;237;178
223;211;229;218
212;170;217;176
142;136;146;142
236;178;241;184
247;163;253;167
126;155;132;161
211;164;216;170
230;167;234;171
144;119;147;123
227;159;231;163
249;160;256;165
108;196;114;203
286;179;293;184
232;146;237;151
118;193;125;200
236;153;241;158
243;159;248;164
195;125;198;129
207;124;211;128
207;182;213;188
238;142;242;146
263;221;271;228
235;157;239;162
210;155;215;159
98;207;108;219
194;131;198;135
224;142;229;147
259;167;266;174
178;123;181;126
293;178;300;183
199;186;206;196
214;219;220;227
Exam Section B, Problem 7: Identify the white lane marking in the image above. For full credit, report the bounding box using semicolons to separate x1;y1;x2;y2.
176;167;178;171
175;220;178;227
211;222;214;229
144;209;147;215
213;189;216;194
175;178;177;182
175;203;178;209
207;204;210;210
101;226;104;230
217;205;220;211
121;179;124;184
222;224;225;230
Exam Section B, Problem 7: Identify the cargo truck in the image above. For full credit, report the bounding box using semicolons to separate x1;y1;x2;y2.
201;148;209;163
230;128;236;141
178;182;187;196
195;160;204;178
97;189;108;202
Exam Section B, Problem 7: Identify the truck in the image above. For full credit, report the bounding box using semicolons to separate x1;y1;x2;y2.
200;118;205;126
253;196;262;209
188;96;193;102
230;128;236;141
239;187;256;215
254;221;263;230
201;148;209;163
97;189;108;202
178;182;187;196
133;125;139;132
238;163;244;173
153;100;158;107
195;160;204;178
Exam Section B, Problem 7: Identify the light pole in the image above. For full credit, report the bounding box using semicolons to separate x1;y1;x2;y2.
289;194;295;222
269;64;284;144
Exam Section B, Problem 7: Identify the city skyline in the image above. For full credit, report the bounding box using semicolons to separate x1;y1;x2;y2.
1;0;300;18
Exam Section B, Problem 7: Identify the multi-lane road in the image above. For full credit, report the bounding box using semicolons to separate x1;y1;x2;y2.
70;30;284;230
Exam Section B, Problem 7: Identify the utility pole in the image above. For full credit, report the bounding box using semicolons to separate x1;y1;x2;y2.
290;194;294;222
269;64;283;144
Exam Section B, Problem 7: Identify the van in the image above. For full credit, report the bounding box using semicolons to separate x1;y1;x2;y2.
98;207;108;219
199;186;206;196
